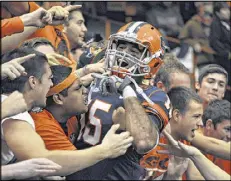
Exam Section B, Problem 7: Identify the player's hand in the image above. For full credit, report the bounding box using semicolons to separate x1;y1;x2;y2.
48;5;82;26
46;53;72;66
2;91;28;119
112;107;126;130
20;8;52;28
10;158;61;179
1;54;36;80
96;75;124;95
101;124;133;158
157;130;201;158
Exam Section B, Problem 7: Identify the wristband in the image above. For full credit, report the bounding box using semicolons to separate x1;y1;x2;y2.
123;86;137;99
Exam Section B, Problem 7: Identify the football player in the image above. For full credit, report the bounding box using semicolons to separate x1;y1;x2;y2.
68;21;171;180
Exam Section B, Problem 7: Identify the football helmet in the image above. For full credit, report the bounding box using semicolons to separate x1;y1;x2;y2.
105;21;166;79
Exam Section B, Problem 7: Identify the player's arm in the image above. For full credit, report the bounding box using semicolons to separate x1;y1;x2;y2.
2;119;133;176
191;130;231;160
122;86;166;154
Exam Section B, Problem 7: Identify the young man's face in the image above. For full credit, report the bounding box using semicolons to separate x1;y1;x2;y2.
35;63;53;108
177;100;203;142
197;73;226;104
65;11;87;47
206;119;231;142
62;79;88;115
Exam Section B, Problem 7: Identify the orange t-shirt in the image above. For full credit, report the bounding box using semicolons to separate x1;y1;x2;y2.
30;109;77;151
25;2;77;69
1;17;24;38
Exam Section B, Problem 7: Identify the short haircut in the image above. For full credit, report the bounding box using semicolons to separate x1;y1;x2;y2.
46;65;72;106
168;86;203;115
202;99;230;127
20;37;56;51
1;47;48;94
198;64;228;85
154;60;190;91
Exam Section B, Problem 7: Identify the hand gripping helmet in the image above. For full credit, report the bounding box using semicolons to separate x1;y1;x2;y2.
105;21;166;79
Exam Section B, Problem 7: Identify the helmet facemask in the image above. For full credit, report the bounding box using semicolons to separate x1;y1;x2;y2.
105;33;157;78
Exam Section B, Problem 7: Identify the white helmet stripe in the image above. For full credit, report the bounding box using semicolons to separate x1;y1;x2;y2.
127;21;145;33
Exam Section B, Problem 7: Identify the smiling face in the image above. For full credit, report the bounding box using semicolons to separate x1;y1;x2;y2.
65;11;87;48
176;100;204;141
62;79;88;115
197;73;227;104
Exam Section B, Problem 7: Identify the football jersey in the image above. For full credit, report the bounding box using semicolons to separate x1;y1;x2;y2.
67;80;170;180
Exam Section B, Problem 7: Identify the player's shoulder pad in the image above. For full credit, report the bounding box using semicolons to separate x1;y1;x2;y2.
145;86;170;110
143;86;171;128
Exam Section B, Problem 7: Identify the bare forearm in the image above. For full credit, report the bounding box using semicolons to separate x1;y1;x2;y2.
26;145;107;176
192;132;231;160
124;96;158;154
190;152;230;180
1;26;38;55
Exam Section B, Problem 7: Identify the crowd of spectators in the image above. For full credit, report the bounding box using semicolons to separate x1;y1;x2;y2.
1;1;230;180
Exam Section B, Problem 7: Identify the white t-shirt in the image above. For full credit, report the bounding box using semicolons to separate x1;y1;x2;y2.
1;94;35;165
